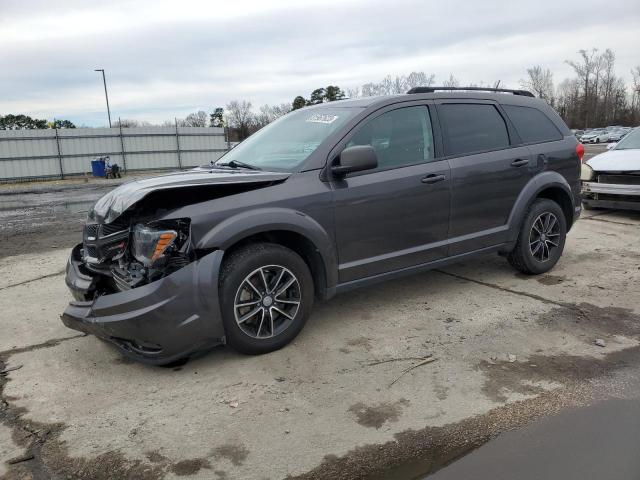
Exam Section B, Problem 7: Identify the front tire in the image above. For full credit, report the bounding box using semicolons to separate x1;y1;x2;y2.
508;198;567;275
219;243;314;355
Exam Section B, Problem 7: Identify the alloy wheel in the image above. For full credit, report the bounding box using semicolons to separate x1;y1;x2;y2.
529;212;560;262
233;265;301;339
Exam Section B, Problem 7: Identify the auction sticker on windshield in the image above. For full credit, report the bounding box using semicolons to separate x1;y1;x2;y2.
306;114;339;124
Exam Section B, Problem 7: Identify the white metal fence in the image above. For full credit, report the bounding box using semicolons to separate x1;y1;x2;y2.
0;126;230;182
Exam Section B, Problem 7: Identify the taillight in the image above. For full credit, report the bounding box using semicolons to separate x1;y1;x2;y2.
576;143;585;162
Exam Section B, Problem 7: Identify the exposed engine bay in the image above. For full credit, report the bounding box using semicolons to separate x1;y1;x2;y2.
82;214;192;293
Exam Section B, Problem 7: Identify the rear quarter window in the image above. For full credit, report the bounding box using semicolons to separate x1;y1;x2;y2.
439;103;510;156
503;105;563;144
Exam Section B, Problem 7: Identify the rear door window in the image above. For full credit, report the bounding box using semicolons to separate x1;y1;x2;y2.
439;104;510;156
503;105;563;144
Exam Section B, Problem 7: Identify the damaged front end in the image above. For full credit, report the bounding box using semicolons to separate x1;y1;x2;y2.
63;211;226;364
61;168;291;363
78;214;192;298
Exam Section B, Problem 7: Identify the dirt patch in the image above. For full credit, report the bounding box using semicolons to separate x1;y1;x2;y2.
570;251;612;263
145;451;168;464
476;303;640;403
170;458;211;476
112;356;136;365
41;446;166;480
433;382;449;401
480;346;640;403
536;302;640;339
1;222;81;259
212;443;249;466
536;274;566;286
345;336;373;351
348;399;409;429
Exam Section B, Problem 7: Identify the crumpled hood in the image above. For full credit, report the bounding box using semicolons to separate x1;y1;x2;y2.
91;168;291;223
586;149;640;172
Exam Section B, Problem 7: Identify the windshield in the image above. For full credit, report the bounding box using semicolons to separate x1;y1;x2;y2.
614;128;640;150
214;107;361;171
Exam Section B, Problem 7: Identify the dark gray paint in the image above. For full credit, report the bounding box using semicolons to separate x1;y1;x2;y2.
62;91;582;364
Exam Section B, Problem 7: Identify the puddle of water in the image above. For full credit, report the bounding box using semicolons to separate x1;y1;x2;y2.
428;398;640;480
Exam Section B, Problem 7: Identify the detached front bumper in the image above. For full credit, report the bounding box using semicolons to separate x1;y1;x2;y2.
61;244;226;365
582;181;640;211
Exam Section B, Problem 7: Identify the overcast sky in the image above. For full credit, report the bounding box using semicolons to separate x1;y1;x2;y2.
1;0;639;126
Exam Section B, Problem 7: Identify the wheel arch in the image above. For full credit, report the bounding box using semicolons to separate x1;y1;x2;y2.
195;208;338;299
506;172;576;245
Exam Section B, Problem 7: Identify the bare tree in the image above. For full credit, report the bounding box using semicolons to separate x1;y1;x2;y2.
358;71;435;97
255;103;292;128
345;86;361;98
632;66;640;123
556;78;581;125
113;118;155;128
442;74;460;88
520;66;555;105
226;100;254;140
599;49;616;124
566;48;600;127
181;111;208;127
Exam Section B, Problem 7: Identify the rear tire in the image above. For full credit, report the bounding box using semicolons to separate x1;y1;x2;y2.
508;199;567;275
219;243;314;355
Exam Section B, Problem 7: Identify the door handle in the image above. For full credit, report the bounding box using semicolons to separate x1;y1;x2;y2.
510;159;529;167
421;174;446;184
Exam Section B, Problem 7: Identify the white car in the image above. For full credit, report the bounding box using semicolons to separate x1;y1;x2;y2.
580;129;609;143
581;127;640;210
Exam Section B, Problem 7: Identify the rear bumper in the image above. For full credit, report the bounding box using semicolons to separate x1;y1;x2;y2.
61;244;226;365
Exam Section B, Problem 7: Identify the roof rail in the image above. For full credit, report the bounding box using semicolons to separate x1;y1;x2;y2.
406;86;535;97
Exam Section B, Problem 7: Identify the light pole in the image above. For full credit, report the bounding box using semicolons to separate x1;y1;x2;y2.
94;69;112;128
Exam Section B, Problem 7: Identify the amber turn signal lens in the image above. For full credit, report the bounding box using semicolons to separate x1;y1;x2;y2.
151;232;177;261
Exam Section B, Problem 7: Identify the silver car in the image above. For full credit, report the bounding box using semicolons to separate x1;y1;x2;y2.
607;130;625;142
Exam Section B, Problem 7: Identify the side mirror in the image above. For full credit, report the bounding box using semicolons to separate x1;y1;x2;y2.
607;142;617;150
332;145;378;177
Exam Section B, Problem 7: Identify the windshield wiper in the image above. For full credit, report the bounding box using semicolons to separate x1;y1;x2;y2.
214;160;261;171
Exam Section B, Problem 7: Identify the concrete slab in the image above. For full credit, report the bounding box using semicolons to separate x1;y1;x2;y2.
0;249;69;290
3;263;637;479
0;274;77;352
442;212;640;312
0;210;639;479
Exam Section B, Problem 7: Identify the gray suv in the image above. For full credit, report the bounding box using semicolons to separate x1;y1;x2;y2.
62;87;583;364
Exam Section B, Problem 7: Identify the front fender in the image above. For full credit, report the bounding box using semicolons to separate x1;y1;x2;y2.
195;207;338;292
506;171;575;244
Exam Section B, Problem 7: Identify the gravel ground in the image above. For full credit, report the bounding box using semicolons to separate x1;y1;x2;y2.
1;146;639;479
0;170;176;259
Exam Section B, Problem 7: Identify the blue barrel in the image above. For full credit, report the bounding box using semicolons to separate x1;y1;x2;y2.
91;159;106;177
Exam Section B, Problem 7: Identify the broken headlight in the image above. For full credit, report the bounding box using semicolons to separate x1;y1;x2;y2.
132;221;187;266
